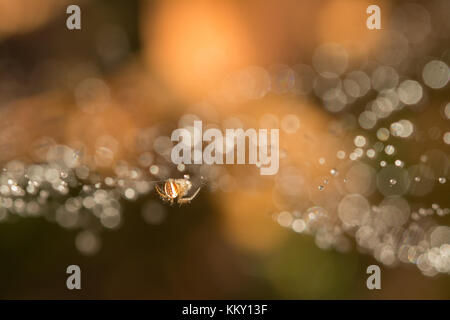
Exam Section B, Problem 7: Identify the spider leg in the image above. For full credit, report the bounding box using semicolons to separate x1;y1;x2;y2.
155;184;165;198
177;187;202;204
188;186;202;200
155;184;171;202
177;198;190;205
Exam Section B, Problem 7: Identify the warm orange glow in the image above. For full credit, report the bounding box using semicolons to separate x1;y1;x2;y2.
143;0;254;100
219;187;287;252
0;0;62;35
317;0;389;58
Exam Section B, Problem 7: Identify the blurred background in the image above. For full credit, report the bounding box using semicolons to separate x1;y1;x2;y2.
0;0;449;299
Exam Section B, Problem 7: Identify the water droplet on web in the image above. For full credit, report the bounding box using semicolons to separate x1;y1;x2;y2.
330;168;338;176
318;185;324;191
366;149;376;158
438;177;447;184
385;145;395;155
395;159;404;167
336;151;346;159
354;135;367;147
389;178;397;186
414;176;421;182
149;165;159;175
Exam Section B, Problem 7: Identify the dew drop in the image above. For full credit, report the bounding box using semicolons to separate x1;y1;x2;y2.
354;135;367;147
366;149;376;158
385;145;395;155
394;159;404;167
336;151;346;159
150;165;159;175
330;168;338;176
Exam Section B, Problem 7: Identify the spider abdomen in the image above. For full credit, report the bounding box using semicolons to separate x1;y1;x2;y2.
164;180;179;198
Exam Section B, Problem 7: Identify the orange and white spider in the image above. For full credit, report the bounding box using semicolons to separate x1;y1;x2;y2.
155;176;202;205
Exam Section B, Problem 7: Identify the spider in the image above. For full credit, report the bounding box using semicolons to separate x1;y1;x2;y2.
155;176;202;205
